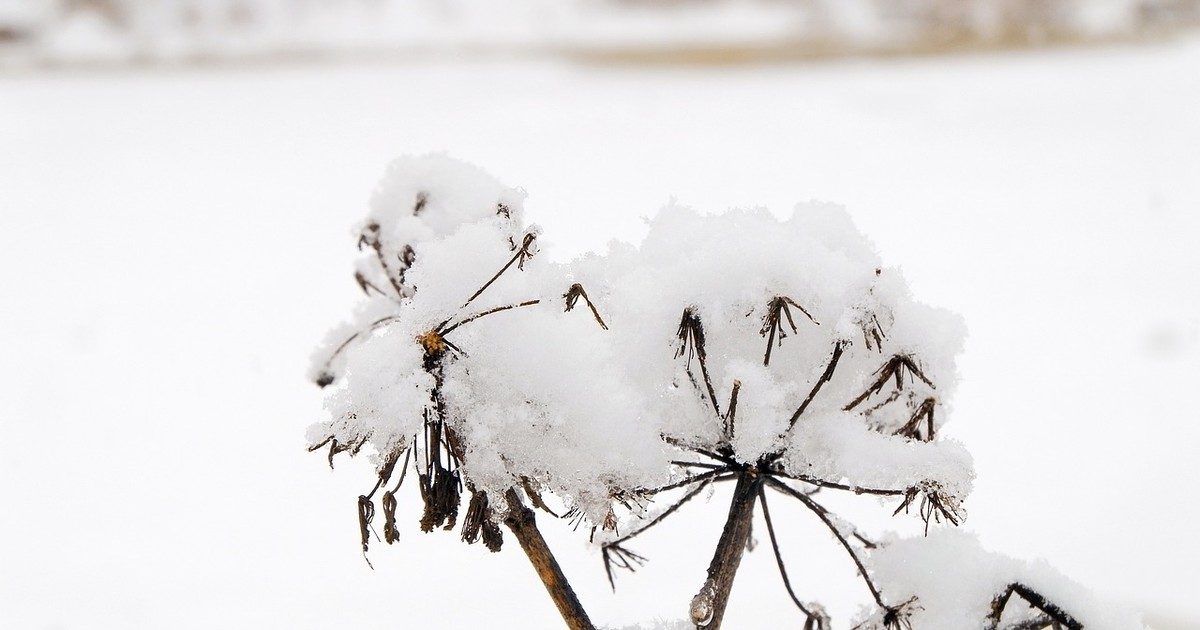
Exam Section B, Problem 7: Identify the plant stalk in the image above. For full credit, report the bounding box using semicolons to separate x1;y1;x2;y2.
690;473;761;629
503;488;596;630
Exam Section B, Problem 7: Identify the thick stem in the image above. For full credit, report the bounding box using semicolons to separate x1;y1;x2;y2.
503;489;596;630
690;473;761;629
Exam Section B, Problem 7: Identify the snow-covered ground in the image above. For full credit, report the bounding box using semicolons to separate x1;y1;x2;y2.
2;37;1198;628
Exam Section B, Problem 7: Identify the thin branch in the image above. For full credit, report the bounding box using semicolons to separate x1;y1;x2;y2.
725;380;742;444
439;299;541;335
519;477;560;518
662;435;740;467
601;544;648;591
313;315;404;386
638;467;730;497
863;388;903;418
435;232;537;331
787;341;846;429
894;397;937;442
761;296;819;366
766;477;885;608
602;473;726;590
390;445;413;493
619;475;724;545
676;308;722;417
673;460;725;470
564;283;609;330
844;355;934;412
354;270;401;302
359;222;407;297
769;468;908;497
757;485;827;628
1002;615;1056;630
989;583;1083;630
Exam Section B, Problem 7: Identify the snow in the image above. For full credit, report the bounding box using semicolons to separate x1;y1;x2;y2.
867;530;1144;629
784;414;975;503
312;157;972;534
3;36;1199;629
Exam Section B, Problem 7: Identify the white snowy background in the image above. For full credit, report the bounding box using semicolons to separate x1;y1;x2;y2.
2;7;1199;629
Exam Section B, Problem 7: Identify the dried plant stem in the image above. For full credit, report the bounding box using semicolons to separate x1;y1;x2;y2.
757;486;821;621
765;477;885;608
770;470;907;497
988;583;1083;630
503;488;596;630
692;474;762;629
787;341;845;429
440;299;542;335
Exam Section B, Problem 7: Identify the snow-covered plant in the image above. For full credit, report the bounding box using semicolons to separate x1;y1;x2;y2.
307;155;1138;629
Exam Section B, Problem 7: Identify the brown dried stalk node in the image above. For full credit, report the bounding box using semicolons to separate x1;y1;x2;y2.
844;354;935;412
759;295;819;366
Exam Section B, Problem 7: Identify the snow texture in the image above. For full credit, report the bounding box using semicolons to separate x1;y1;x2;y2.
310;154;979;528
865;530;1143;629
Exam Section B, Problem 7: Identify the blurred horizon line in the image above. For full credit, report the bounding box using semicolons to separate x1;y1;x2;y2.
3;0;1200;73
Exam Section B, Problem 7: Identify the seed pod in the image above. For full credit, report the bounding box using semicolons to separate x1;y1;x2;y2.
381;491;400;544
357;495;375;553
481;520;503;553
461;490;489;545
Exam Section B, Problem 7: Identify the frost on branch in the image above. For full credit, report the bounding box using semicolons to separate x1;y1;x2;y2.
306;155;1133;629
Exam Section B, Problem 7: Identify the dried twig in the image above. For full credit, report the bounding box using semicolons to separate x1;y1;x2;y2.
439;299;541;335
358;221;407;297
661;435;739;467
761;296;819;366
892;482;964;534
564;283;609;330
860;311;886;353
766;477;885;609
757;485;829;629
603;472;733;589
676;308;722;417
312;315;404;387
844;355;934;412
894;397;937;442
724;380;742;444
638;467;729;497
786;341;846;430
434;232;538;331
769;467;908;497
357;494;377;568
988;583;1083;630
354;270;400;301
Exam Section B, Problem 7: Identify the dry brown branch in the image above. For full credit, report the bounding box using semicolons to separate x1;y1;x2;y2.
503;489;596;630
